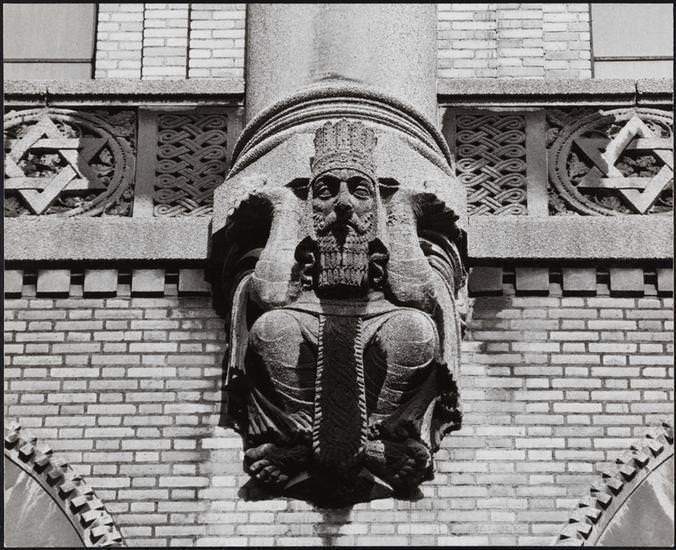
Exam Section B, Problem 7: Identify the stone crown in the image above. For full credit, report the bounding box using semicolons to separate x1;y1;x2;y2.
311;119;377;181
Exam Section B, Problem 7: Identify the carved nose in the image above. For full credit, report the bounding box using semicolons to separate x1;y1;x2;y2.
335;193;353;216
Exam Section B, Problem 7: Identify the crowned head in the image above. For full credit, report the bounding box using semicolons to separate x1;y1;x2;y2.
311;119;377;184
309;120;379;292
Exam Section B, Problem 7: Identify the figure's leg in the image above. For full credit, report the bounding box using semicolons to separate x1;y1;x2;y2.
364;309;437;417
244;309;318;488
363;310;438;491
247;309;317;413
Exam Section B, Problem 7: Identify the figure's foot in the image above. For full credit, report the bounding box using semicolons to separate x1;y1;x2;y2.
244;442;310;490
364;437;433;492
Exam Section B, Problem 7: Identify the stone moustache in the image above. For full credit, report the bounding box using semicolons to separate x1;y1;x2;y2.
220;119;466;504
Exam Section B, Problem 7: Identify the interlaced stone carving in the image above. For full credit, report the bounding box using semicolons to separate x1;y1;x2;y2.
455;112;528;215
548;108;673;216
218;119;466;503
4;109;135;217
154;113;229;216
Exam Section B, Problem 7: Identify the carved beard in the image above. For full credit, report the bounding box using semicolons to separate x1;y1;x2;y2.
313;211;373;292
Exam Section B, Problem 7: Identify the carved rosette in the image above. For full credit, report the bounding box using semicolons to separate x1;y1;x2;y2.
548;108;673;216
4;108;135;217
455;112;528;215
154;112;229;216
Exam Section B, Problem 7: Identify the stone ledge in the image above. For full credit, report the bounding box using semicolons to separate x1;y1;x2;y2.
438;78;673;107
636;79;675;105
4;218;211;261
468;216;673;260
3;78;245;106
4;215;672;262
4;78;671;107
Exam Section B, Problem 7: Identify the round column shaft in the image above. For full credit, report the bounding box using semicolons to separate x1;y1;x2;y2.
245;3;438;126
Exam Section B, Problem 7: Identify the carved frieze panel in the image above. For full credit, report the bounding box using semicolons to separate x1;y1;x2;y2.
453;112;529;215
548;108;673;216
153;112;229;216
4;109;135;217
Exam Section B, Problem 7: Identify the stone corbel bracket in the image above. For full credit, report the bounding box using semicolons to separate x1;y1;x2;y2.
4;423;125;547
554;422;674;546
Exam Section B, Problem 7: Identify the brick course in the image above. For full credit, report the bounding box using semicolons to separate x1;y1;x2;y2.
437;3;592;79
141;3;190;79
4;265;673;545
94;4;592;80
188;4;246;79
95;4;144;79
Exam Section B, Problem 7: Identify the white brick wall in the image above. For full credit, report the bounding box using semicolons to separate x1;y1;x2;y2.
95;3;245;79
95;4;144;78
142;4;190;79
543;3;592;79
188;4;245;78
437;3;592;79
95;3;590;80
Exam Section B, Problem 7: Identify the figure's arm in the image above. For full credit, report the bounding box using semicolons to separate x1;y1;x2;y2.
249;186;304;309
384;188;437;313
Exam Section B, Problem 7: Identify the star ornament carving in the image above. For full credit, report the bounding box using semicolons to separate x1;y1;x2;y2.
574;115;673;214
4;114;107;214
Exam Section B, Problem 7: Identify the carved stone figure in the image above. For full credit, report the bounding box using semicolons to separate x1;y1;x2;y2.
218;119;466;502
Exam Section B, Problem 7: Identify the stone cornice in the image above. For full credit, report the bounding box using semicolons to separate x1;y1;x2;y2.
3;78;245;107
4;78;671;107
468;216;674;261
4;218;211;261
4;216;672;262
437;78;673;107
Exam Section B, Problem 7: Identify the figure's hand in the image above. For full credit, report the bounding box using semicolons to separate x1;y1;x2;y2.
384;187;418;225
252;184;299;212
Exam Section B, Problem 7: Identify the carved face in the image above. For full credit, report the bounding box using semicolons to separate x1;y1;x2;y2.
312;168;375;238
311;168;376;292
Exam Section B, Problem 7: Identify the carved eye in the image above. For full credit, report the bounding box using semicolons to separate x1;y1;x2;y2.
349;177;373;200
314;176;339;199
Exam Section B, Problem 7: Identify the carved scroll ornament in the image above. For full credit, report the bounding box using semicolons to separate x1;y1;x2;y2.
218;119;466;503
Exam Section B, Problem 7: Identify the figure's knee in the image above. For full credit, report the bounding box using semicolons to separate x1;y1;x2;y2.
249;310;304;350
376;310;437;366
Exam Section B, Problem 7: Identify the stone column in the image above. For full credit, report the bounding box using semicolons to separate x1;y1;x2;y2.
215;4;463;223
244;3;438;125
